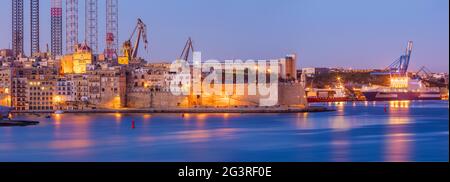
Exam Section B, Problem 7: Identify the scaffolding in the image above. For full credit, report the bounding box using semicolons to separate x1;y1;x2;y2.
66;0;79;54
12;0;24;57
85;0;98;54
51;0;63;56
106;0;118;59
30;0;40;55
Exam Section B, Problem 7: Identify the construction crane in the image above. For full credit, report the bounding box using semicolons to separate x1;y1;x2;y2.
371;41;413;76
179;37;194;62
415;66;432;79
415;66;447;87
118;18;148;65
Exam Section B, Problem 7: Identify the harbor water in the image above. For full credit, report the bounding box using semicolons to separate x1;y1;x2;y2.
0;101;448;162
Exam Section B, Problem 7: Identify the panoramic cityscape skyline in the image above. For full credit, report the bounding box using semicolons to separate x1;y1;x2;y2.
0;0;448;170
0;0;448;72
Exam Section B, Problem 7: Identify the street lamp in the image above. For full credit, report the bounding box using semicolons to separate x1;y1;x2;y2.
337;77;343;88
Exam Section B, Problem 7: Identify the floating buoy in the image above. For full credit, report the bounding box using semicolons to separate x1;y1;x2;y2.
132;120;136;129
384;105;388;113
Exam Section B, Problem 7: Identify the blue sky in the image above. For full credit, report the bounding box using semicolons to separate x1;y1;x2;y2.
0;0;448;72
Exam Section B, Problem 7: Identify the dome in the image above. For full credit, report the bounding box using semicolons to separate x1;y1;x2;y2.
75;42;92;53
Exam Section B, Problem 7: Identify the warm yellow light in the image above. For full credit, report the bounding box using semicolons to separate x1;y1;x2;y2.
113;96;121;109
54;96;62;103
143;114;152;119
390;77;409;88
1;96;12;107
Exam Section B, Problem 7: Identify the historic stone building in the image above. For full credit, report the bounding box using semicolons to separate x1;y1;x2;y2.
10;68;58;111
0;68;12;106
86;67;127;109
126;64;171;108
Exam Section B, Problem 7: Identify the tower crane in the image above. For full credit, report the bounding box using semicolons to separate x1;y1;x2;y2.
118;18;148;65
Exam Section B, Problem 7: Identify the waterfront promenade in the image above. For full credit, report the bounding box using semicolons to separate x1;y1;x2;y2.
10;106;334;114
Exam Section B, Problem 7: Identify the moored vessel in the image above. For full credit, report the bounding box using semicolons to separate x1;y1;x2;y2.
362;77;441;101
306;88;351;103
55;110;65;114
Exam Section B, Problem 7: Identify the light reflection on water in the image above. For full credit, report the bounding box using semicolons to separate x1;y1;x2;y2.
0;101;448;162
385;127;413;162
331;130;350;162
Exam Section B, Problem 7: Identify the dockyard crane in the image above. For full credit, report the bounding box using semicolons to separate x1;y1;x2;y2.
371;41;414;76
415;66;448;87
415;66;432;79
118;18;148;65
179;37;194;62
388;41;413;75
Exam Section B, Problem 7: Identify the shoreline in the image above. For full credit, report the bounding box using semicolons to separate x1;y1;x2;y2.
0;120;40;127
11;106;335;114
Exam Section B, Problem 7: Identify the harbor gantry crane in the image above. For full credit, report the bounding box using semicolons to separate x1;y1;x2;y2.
415;66;433;79
372;41;414;76
118;18;148;65
415;66;448;87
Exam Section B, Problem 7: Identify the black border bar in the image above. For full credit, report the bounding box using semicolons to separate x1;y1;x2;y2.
0;162;448;180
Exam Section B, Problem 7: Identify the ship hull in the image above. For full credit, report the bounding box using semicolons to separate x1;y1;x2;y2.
363;91;441;101
307;97;350;103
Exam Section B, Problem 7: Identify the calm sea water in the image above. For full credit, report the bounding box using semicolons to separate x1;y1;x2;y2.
0;101;448;162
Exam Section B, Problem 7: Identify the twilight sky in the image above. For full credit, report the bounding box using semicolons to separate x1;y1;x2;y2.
0;0;448;72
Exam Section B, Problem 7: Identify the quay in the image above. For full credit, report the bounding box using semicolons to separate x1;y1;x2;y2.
11;106;335;114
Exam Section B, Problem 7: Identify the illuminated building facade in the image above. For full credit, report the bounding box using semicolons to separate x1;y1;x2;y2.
3;51;308;111
0;69;12;106
283;54;298;81
73;44;93;74
87;73;101;105
390;77;409;89
11;68;58;111
61;43;93;74
88;67;127;109
126;64;171;108
0;49;14;58
69;74;89;103
55;77;74;103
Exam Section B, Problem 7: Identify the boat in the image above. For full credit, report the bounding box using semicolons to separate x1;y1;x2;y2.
362;77;442;101
54;110;65;114
306;88;351;103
